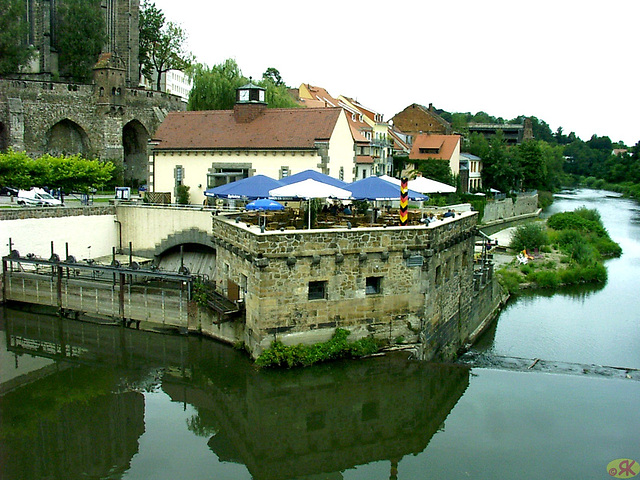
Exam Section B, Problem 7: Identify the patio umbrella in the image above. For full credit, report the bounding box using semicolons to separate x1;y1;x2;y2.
279;169;348;188
204;175;283;199
346;176;427;201
269;179;352;229
380;175;455;194
245;198;284;211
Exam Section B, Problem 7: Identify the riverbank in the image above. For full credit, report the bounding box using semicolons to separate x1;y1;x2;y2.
491;207;621;293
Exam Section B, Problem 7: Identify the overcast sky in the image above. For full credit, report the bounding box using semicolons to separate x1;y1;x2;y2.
153;0;638;146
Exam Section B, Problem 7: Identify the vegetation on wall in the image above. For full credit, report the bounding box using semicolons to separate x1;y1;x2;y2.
256;328;381;368
56;0;106;82
0;0;33;75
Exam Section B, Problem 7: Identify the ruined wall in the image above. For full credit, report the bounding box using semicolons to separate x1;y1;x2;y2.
211;212;479;358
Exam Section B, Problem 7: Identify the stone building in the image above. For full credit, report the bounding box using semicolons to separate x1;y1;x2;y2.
391;103;453;138
201;210;496;361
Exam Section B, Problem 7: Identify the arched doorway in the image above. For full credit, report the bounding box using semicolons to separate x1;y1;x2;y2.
46;119;91;157
122;120;149;188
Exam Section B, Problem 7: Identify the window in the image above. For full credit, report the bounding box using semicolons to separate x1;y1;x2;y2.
280;166;290;179
207;167;249;188
308;281;327;300
366;276;382;295
339;167;344;181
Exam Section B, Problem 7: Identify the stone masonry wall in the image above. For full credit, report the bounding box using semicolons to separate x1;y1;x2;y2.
481;193;538;223
211;212;479;358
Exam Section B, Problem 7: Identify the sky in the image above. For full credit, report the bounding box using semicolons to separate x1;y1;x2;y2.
152;0;639;146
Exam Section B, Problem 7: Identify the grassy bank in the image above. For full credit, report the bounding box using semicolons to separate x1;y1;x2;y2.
496;207;621;294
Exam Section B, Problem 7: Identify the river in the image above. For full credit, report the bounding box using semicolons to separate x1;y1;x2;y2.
1;189;639;480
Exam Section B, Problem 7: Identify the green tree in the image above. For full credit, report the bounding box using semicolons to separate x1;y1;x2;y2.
188;60;245;111
139;0;165;82
262;67;284;86
0;150;115;192
0;0;33;75
188;59;299;111
482;131;520;193
148;20;192;90
56;0;106;82
517;140;547;190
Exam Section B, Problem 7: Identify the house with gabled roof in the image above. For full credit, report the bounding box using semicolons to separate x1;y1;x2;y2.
405;134;462;178
298;84;392;179
149;83;356;204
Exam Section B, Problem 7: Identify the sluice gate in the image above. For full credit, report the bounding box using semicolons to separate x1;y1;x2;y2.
2;251;194;329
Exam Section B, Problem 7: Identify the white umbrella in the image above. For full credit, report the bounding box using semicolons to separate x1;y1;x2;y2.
380;175;455;193
269;179;352;229
408;176;456;194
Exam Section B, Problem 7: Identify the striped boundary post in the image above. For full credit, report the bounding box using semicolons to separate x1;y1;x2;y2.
399;177;408;225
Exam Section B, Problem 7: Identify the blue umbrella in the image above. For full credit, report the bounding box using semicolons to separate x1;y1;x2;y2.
204;175;283;199
346;176;428;201
279;169;348;188
245;198;285;211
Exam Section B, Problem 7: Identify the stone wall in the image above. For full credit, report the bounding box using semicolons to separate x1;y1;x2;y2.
210;212;480;358
481;193;538;223
0;78;185;184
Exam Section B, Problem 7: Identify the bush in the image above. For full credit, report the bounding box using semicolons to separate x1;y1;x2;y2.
255;328;381;368
510;222;549;252
529;270;560;289
497;269;521;294
176;184;190;204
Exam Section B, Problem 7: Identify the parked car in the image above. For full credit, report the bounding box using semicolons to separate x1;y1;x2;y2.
17;187;63;207
1;186;18;196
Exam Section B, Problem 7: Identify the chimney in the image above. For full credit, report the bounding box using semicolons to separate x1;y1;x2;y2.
234;103;266;123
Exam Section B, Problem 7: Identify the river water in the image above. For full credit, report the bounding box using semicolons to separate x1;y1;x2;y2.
1;189;639;480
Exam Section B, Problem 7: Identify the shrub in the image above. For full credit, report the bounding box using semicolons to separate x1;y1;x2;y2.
255;328;381;368
497;269;522;294
510;222;549;252
176;184;190;204
529;270;560;289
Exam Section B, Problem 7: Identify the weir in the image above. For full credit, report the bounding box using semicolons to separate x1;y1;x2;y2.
2;250;194;329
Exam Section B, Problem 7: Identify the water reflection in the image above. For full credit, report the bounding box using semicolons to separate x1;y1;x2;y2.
0;308;470;480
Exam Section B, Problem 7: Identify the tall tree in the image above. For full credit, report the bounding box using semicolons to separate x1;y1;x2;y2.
188;60;244;111
56;0;105;82
139;0;165;82
517;140;547;190
262;67;284;86
0;0;33;75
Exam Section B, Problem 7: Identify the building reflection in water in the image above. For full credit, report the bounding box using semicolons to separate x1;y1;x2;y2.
1;308;469;480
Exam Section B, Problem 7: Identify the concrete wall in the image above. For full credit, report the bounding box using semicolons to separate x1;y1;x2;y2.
210;212;479;359
115;205;214;258
0;207;117;260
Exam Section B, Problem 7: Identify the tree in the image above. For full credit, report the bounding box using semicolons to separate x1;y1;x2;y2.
517;140;547;190
188;59;300;111
56;0;106;82
262;67;284;86
0;0;33;75
139;0;165;82
188;60;245;111
0;150;115;192
139;1;192;91
481;131;520;193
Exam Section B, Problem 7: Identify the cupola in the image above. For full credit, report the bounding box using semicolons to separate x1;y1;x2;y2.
236;78;266;104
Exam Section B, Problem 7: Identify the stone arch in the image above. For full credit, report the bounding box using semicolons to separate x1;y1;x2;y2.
46;119;91;157
154;229;216;278
0;121;7;152
122;119;150;187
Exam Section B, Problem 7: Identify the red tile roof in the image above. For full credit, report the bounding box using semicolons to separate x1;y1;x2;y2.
153;107;343;150
356;155;374;164
410;134;461;160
